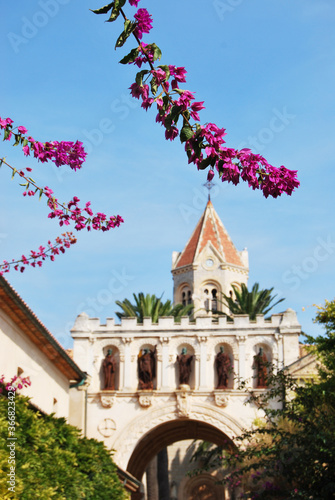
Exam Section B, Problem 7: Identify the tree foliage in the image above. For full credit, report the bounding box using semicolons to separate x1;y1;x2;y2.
220;282;284;320
0;394;127;500
115;292;193;323
191;298;335;499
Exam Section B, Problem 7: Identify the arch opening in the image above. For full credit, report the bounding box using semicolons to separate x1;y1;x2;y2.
127;419;234;481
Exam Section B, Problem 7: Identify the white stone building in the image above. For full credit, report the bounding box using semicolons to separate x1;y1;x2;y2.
0;274;86;418
70;200;304;500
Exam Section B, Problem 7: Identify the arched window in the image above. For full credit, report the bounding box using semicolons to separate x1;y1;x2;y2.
179;285;193;307
203;284;219;312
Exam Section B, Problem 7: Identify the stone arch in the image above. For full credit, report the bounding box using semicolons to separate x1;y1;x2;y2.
176;281;193;306
112;402;243;479
200;279;221;313
180;471;226;500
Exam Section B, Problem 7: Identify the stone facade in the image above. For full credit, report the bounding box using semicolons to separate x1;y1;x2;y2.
69;200;307;498
70;310;301;480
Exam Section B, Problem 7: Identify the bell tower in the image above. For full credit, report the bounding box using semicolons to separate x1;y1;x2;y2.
172;200;249;316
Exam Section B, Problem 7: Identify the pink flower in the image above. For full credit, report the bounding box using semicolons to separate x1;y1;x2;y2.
17;126;28;134
165;126;179;141
207;169;215;181
129;0;140;5
134;8;153;39
22;144;30;156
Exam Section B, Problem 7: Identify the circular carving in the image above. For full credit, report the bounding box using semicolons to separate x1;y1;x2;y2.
98;418;116;437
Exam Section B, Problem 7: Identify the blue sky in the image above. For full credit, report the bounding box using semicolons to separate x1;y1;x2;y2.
1;0;335;349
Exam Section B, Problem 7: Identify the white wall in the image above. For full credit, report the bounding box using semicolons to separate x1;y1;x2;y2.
0;311;70;418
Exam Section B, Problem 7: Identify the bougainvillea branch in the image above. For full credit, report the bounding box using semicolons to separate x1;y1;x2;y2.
0;157;124;232
0;117;123;272
0;117;87;171
0;232;77;275
91;0;299;198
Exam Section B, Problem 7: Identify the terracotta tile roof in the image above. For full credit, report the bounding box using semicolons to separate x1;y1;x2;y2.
174;200;243;269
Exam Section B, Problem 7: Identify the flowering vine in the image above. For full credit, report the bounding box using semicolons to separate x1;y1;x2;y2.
0;374;31;393
91;0;300;198
0;232;77;275
0;117;124;273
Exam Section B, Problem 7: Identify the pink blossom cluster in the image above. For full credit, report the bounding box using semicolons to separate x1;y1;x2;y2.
109;3;300;198
0;232;77;275
0;116;87;171
133;8;152;39
0;374;31;392
45;188;124;231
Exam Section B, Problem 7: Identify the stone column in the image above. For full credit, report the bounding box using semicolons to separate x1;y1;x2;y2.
236;335;247;383
195;354;200;390
275;333;284;370
160;337;170;390
197;336;208;389
119;354;125;390
122;337;133;390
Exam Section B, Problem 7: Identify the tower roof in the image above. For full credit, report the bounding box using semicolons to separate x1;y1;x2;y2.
173;200;244;269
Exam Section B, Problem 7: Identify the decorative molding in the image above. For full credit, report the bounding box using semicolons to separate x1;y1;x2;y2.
213;391;230;408
122;337;133;344
175;386;192;417
160;337;170;344
138;392;154;408
100;392;116;408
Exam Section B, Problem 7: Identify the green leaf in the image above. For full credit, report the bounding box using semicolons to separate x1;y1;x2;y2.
164;114;173;131
170;105;181;123
145;43;162;62
90;2;114;15
180;126;194;143
11;168;17;179
198;157;212;170
119;47;139;65
135;69;149;87
158;65;170;81
150;78;158;96
107;0;126;22
13;134;20;146
114;19;136;48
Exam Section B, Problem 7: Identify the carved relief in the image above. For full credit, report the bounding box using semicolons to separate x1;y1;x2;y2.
214;392;230;408
176;387;192;417
98;418;116;437
138;392;154;408
100;393;116;408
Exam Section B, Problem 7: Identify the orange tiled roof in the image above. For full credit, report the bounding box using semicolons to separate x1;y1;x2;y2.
174;200;243;269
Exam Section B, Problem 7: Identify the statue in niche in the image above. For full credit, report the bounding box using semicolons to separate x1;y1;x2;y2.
138;346;156;390
102;349;116;390
215;345;232;389
177;347;193;386
253;347;268;388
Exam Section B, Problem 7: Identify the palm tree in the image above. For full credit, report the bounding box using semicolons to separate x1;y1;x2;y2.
115;293;192;499
220;283;284;320
115;292;193;323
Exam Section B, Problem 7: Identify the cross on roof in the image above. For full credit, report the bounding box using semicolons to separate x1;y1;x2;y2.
203;180;216;201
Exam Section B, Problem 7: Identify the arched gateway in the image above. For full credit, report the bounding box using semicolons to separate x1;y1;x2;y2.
69;202;302;498
113;402;242;477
